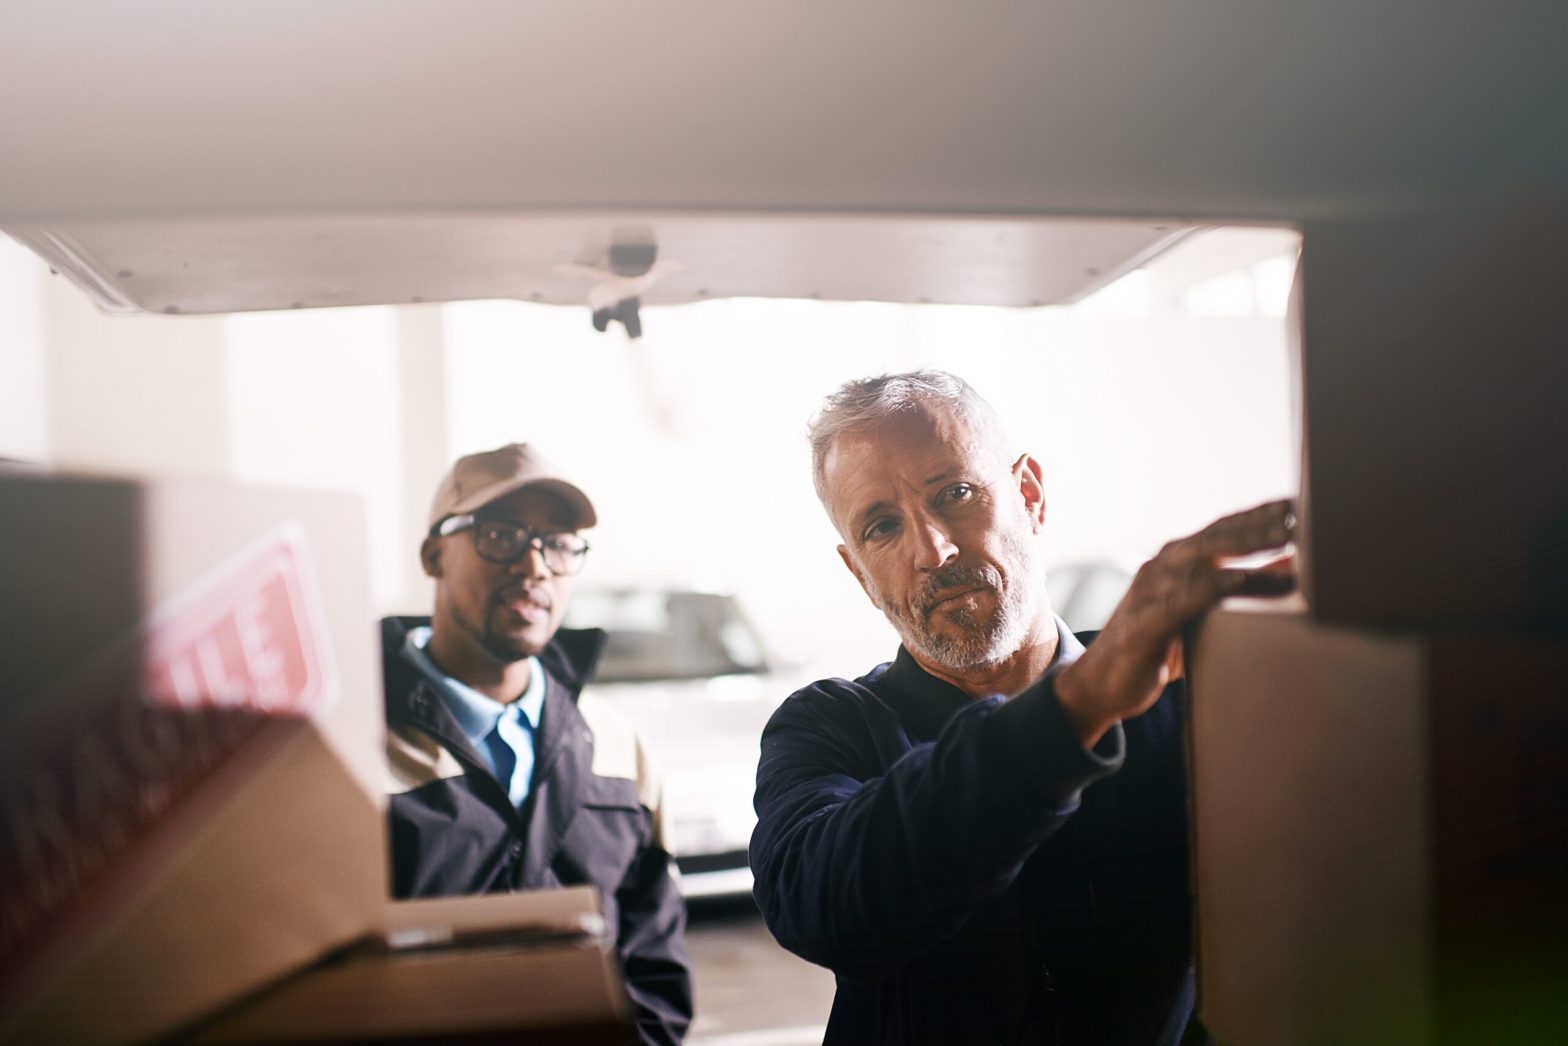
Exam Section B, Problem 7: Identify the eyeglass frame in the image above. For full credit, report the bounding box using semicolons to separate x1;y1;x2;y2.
431;513;592;576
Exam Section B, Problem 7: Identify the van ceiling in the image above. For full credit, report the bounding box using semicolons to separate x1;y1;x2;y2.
1;2;1561;312
4;213;1191;315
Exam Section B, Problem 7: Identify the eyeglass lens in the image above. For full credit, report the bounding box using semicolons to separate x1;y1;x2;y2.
473;521;588;574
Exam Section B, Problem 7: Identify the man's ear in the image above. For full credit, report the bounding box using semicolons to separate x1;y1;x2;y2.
837;544;880;610
420;536;444;579
1013;453;1047;531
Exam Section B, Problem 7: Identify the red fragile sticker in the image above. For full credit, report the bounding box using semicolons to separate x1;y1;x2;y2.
0;523;336;982
144;523;331;714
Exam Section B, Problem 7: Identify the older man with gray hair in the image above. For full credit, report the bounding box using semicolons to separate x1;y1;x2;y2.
750;371;1293;1045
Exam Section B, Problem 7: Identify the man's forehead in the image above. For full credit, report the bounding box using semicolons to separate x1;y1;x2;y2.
826;410;979;478
823;411;986;523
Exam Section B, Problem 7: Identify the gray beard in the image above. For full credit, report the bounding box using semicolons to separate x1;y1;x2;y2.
872;531;1040;673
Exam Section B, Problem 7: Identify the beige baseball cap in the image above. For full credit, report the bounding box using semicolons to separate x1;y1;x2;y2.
427;443;597;532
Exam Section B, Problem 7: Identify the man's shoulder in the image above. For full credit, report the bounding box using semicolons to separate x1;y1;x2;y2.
574;689;656;785
788;661;892;705
764;662;896;737
755;662;915;800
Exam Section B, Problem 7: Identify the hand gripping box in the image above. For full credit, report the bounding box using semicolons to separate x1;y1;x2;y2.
1187;598;1568;1044
0;470;386;1044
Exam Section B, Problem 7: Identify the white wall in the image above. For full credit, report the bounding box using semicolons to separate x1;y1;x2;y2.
225;306;408;613
1;235;234;478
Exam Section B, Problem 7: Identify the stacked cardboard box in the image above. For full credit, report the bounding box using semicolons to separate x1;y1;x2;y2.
1289;202;1568;628
0;471;630;1044
1188;204;1568;1044
179;889;629;1045
1190;599;1567;1043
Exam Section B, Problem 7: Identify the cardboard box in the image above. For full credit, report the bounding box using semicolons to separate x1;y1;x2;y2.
178;887;632;1045
0;472;385;1044
1;470;634;1045
1290;201;1568;629
1188;599;1568;1044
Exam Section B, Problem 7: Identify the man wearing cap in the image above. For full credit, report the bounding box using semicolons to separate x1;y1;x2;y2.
382;443;692;1045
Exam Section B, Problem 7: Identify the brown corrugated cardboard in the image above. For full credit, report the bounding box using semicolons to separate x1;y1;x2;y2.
0;472;384;1044
1188;599;1568;1044
184;939;632;1045
379;885;609;946
1290;201;1568;629
180;887;633;1044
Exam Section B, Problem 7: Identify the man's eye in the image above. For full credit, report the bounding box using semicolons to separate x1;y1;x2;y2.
941;483;975;504
862;518;899;544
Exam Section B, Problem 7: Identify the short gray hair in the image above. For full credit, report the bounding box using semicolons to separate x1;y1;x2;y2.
808;370;1012;504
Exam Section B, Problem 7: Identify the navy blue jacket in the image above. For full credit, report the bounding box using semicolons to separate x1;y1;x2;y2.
382;616;692;1045
749;626;1194;1044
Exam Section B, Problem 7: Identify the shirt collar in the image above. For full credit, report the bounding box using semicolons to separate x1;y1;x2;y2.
882;615;1083;741
401;626;546;747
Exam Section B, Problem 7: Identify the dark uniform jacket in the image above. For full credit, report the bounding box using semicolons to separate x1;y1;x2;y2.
749;622;1194;1045
382;615;692;1045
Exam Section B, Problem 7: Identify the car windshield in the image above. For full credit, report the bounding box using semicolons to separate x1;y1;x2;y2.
567;591;769;684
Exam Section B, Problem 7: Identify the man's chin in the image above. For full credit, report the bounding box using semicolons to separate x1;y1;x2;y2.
925;600;996;640
905;615;1018;674
480;628;548;663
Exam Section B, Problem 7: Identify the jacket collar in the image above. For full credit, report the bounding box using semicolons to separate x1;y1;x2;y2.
381;614;607;716
381;615;606;834
536;623;607;691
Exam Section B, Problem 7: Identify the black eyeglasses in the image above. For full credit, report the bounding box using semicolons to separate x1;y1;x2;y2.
433;514;591;576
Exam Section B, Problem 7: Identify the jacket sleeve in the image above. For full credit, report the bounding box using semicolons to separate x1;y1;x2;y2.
748;664;1124;979
613;834;692;1046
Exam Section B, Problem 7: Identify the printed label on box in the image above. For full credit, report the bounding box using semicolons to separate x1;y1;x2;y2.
0;523;336;990
144;523;331;714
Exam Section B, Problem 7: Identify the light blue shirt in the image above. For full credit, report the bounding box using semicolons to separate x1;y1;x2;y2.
401;626;545;808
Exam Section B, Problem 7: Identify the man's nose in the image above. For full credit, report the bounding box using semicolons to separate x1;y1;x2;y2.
910;517;960;571
508;541;551;580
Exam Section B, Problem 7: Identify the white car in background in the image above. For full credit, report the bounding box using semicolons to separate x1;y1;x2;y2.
567;589;787;901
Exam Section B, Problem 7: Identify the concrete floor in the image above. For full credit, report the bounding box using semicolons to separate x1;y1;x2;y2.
685;898;836;1045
